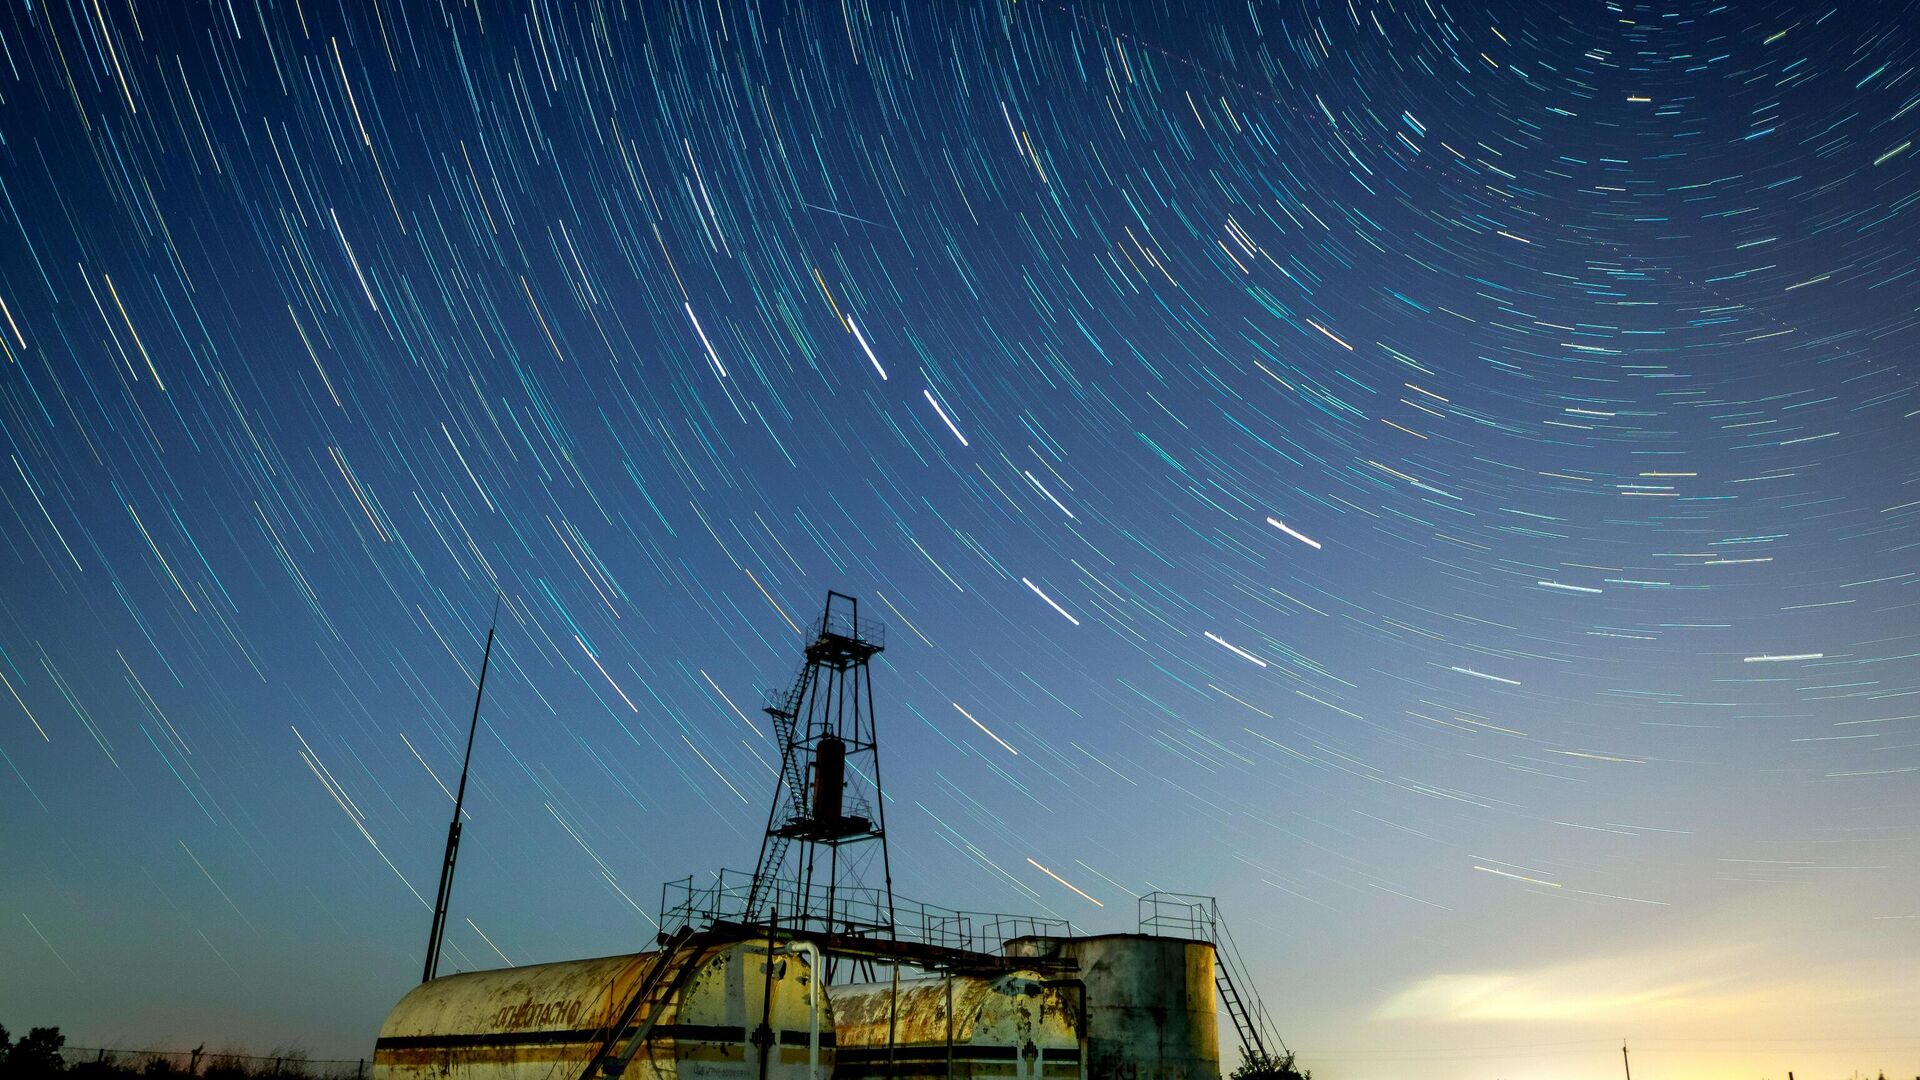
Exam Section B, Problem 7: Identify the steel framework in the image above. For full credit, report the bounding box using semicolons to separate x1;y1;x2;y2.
743;592;896;944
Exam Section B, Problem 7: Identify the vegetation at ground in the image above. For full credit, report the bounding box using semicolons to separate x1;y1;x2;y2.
1230;1050;1312;1080
0;1026;362;1080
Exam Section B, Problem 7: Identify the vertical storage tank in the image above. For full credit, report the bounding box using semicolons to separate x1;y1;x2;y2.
373;938;831;1080
830;971;1081;1080
1002;936;1218;1080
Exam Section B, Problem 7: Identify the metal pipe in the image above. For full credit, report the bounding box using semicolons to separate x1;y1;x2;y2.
886;962;900;1080
788;939;825;1080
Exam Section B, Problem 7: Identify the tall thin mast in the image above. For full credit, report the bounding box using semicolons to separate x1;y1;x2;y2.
422;596;501;983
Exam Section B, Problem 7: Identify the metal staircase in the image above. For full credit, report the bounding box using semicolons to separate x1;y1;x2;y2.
1215;942;1275;1070
579;926;703;1080
1209;909;1288;1071
744;663;811;921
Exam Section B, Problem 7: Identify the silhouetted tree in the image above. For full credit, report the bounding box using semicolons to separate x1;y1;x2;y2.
3;1025;68;1077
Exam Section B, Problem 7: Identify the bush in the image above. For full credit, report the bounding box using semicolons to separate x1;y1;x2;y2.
1231;1050;1311;1080
1;1026;362;1080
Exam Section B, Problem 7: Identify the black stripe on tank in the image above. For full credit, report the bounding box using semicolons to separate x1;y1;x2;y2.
833;1046;1081;1064
375;1025;837;1052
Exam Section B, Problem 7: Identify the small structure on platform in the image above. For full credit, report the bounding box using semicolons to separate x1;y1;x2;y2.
373;594;1286;1080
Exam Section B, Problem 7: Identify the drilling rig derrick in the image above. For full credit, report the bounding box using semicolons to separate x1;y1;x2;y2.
744;591;894;945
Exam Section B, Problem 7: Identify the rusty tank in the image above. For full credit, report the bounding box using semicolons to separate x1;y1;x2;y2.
830;970;1082;1080
373;937;831;1080
1002;936;1219;1080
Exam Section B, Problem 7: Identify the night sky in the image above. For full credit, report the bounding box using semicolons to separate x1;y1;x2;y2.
1;1;1917;1077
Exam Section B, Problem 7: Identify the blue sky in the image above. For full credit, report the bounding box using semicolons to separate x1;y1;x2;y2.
1;2;1917;1078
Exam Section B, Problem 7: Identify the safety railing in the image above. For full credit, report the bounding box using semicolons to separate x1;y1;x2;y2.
813;604;884;649
1138;890;1218;939
659;869;1075;953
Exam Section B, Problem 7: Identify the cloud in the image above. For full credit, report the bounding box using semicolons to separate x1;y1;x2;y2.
1365;884;1920;1031
1373;943;1865;1025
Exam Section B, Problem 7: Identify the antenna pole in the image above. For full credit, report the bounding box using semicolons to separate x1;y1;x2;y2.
1621;1041;1632;1080
422;596;501;982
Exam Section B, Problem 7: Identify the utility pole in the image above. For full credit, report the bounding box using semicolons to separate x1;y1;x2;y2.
422;596;501;982
1621;1040;1632;1080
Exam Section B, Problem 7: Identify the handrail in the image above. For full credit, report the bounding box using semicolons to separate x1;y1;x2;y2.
661;869;1077;953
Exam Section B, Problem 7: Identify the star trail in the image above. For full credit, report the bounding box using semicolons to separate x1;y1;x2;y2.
1;1;1917;1077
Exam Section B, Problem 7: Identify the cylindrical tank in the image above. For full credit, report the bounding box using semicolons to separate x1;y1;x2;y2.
831;971;1081;1080
811;737;846;822
373;938;832;1080
1003;936;1218;1080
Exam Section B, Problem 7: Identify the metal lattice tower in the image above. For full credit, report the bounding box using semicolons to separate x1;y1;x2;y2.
744;592;894;946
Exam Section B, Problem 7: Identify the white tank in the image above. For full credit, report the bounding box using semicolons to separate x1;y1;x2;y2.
830;971;1082;1080
374;938;831;1080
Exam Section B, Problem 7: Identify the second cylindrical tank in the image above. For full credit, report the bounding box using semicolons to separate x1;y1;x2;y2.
1003;935;1218;1080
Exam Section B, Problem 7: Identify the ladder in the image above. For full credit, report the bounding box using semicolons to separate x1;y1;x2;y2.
1210;911;1286;1072
745;663;812;920
580;927;702;1080
1216;956;1274;1070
